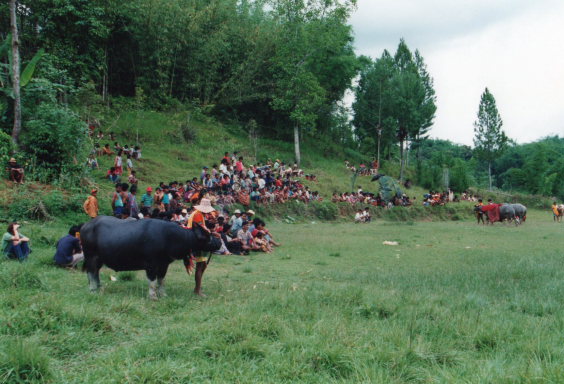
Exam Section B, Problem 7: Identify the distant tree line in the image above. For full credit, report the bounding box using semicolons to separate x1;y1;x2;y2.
0;0;561;199
0;0;360;165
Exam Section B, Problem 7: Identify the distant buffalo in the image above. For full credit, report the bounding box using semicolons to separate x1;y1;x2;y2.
475;203;521;225
510;203;527;224
80;216;221;299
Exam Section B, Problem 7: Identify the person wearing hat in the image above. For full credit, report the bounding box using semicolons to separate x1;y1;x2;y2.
229;209;243;237
7;158;24;184
2;221;30;261
187;198;215;296
141;187;154;210
83;189;99;218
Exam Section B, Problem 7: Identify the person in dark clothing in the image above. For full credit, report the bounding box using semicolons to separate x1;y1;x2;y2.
54;226;84;268
7;158;24;184
220;223;245;255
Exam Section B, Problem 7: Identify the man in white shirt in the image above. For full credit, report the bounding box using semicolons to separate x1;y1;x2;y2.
355;209;364;223
229;209;243;236
362;207;371;222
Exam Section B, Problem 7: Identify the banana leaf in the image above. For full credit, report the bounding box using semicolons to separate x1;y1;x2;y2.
21;49;44;87
0;34;9;59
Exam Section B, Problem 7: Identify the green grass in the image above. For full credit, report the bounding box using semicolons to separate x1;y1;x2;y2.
1;209;563;383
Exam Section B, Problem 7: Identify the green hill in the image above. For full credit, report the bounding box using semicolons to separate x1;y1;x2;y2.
4;109;551;224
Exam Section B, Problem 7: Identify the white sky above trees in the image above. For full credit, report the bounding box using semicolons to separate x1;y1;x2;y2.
349;0;564;145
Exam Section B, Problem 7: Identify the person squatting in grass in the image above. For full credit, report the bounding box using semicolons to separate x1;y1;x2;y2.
7;157;24;184
2;222;31;261
54;225;84;268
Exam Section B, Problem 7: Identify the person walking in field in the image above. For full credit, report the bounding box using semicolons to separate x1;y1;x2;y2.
553;202;562;222
83;189;99;218
187;198;216;296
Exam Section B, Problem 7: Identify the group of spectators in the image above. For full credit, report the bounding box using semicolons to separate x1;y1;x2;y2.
422;190;458;206
461;192;480;202
99;142;141;184
354;208;372;223
344;160;379;176
332;188;414;208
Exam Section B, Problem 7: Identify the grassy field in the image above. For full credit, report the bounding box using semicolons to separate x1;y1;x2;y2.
1;209;563;383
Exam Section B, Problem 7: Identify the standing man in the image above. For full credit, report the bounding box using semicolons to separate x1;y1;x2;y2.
187;198;215;296
54;226;83;268
111;183;124;217
141;187;154;211
83;189;99;218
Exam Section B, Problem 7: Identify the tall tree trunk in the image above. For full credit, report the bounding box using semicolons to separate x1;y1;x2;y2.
9;0;21;145
294;123;301;166
488;161;492;191
102;45;109;105
399;138;405;181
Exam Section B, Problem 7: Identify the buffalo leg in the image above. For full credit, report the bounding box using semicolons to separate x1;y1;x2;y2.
146;269;158;300
84;253;102;292
156;264;169;297
87;271;101;292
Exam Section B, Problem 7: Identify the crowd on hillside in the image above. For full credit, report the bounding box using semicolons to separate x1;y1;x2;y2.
101;146;323;207
344;160;379;176
84;146;302;257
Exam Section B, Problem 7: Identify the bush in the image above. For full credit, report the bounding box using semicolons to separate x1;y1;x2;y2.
309;201;338;221
7;188;87;221
22;103;88;183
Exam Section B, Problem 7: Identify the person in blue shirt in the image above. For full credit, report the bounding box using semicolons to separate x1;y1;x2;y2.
54;226;83;268
162;185;171;211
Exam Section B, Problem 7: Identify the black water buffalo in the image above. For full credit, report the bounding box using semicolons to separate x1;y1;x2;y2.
80;216;221;299
510;203;527;224
499;204;516;223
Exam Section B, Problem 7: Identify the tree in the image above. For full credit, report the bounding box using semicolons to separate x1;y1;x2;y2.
9;0;21;145
269;0;356;165
352;40;436;181
352;52;396;163
473;88;508;190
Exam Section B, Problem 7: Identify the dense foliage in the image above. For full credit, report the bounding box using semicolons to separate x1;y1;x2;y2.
0;0;359;141
0;0;561;199
352;40;437;180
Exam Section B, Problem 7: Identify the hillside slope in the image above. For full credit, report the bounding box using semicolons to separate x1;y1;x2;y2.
90;110;386;199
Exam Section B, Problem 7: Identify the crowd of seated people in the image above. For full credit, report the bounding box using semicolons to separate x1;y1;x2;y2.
344;159;379;176
422;190;459;206
331;188;414;208
461;191;480;202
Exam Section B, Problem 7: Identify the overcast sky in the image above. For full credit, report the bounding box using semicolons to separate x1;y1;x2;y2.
348;0;564;146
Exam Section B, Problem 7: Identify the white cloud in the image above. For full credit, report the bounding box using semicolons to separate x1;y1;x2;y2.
349;0;564;145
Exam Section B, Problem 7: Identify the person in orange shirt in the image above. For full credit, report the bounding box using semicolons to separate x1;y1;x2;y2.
83;189;99;218
553;202;562;222
187;198;215;296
